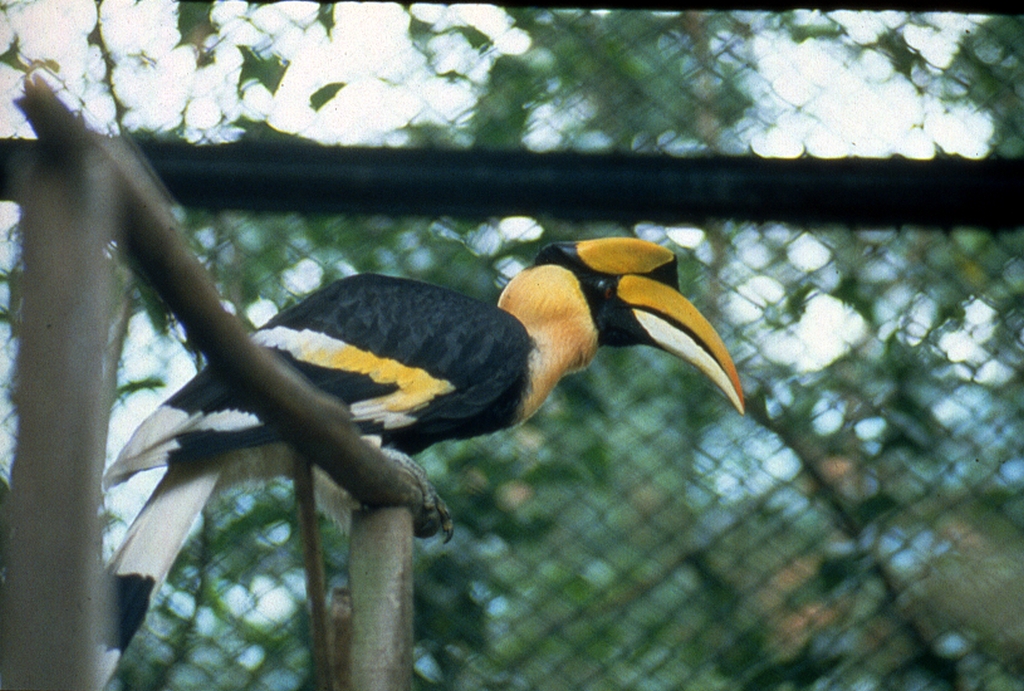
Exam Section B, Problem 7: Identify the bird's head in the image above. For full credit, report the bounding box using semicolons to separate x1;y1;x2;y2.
502;237;744;415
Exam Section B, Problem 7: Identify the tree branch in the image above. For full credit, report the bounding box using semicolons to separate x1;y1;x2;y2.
15;78;442;537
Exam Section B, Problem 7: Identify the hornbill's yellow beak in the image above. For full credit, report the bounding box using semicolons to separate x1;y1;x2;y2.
535;238;745;414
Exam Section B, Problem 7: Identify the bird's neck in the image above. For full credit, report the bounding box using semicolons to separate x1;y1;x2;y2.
498;265;599;421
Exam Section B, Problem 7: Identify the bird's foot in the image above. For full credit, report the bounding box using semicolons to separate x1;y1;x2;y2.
380;448;454;542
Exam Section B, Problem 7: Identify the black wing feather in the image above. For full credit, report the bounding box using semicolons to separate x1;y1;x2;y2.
165;274;532;458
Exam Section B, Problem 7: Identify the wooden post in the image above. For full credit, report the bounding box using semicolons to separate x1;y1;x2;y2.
294;458;335;691
329;587;353;691
1;83;117;689
348;508;415;691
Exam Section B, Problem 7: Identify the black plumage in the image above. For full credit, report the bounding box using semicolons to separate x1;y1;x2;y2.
161;273;534;460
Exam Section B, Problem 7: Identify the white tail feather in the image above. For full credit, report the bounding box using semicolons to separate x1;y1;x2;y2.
101;460;224;687
104;405;264;491
103;442;360;687
109;461;222;582
104;407;195;490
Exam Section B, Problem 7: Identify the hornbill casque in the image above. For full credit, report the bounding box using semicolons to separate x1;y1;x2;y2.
103;236;744;671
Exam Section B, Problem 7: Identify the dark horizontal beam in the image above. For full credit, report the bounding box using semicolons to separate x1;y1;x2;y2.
226;2;1012;13
511;3;1011;13
1;138;1021;228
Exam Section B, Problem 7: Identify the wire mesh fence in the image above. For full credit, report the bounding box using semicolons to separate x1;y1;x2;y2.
1;4;1023;691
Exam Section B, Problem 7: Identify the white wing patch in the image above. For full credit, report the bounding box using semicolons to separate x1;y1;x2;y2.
105;407;193;490
193;408;262;433
104;406;262;490
254;325;347;357
349;400;417;429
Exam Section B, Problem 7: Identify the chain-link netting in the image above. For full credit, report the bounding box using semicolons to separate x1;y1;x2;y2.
2;4;1023;690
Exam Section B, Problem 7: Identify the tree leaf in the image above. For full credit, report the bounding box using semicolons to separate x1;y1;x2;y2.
309;82;345;112
239;46;286;94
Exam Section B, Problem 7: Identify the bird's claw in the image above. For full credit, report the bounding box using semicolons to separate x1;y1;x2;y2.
380;447;454;542
414;486;454;543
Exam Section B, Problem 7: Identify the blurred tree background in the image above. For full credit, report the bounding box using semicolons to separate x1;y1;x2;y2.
1;3;1023;690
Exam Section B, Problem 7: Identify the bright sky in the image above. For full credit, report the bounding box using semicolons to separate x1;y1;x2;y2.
0;3;1002;518
750;11;991;159
0;3;992;154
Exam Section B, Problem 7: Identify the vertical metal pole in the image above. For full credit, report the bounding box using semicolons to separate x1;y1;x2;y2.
348;508;414;691
2;85;116;689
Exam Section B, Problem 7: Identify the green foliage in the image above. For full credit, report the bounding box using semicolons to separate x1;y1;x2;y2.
481;10;753;152
177;3;214;51
239;46;287;95
309;83;345;112
948;15;1024;157
0;37;23;70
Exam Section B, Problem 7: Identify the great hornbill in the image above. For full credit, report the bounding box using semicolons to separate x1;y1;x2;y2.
103;237;744;668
